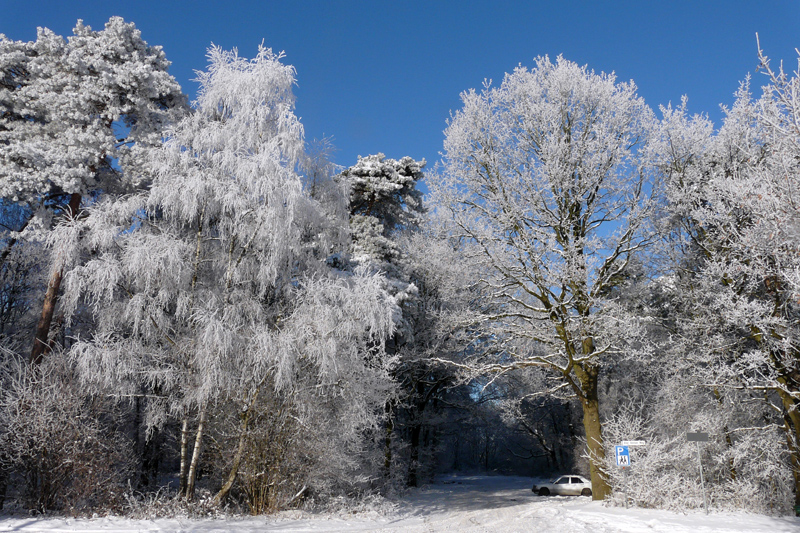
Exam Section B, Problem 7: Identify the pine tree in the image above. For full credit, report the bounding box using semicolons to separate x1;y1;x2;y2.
0;17;186;364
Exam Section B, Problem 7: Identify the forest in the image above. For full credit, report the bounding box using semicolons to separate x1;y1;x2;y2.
0;17;799;517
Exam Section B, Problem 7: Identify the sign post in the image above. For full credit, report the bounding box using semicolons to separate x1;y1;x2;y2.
687;432;709;515
614;440;647;509
615;445;630;467
620;440;646;446
615;446;630;508
615;441;644;509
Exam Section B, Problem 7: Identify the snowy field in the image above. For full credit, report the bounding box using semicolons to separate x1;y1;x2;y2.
1;475;798;533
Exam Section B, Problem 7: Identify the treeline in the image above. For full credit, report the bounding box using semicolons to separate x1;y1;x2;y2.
0;18;799;517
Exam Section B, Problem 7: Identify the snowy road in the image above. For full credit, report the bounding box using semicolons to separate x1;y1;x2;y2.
1;475;799;532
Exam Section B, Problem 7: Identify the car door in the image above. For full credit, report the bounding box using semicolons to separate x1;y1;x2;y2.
552;476;570;495
569;477;585;495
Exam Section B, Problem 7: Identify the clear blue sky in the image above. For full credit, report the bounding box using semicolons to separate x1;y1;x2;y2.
3;1;800;174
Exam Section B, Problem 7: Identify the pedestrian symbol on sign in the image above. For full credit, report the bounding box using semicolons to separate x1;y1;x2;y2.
616;445;630;467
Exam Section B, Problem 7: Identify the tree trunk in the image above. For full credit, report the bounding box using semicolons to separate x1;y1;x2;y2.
712;389;737;481
783;413;800;515
407;381;428;487
776;387;800;514
30;192;81;365
215;391;258;505
185;405;207;501
575;358;611;501
580;394;610;500
179;417;190;496
407;423;421;487
567;403;578;469
384;401;393;480
452;437;460;471
533;425;557;471
141;426;161;489
214;413;250;505
134;397;142;459
0;454;7;510
547;410;565;470
483;430;490;471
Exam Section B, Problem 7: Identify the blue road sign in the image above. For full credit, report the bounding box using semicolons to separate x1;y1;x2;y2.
615;445;630;466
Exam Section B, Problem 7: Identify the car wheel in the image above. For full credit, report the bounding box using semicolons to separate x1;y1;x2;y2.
581;488;592;497
538;487;550;496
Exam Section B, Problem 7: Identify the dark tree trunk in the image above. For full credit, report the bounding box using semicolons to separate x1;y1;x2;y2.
0;455;7;510
384;401;393;480
140;427;162;489
407;423;421;487
215;390;258;505
777;387;800;515
30;192;81;365
483;430;490;471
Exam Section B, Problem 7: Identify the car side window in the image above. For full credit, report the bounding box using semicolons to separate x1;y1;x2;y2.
556;477;568;484
571;477;582;484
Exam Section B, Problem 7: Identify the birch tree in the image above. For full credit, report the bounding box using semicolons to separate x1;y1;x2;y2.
432;56;660;499
62;45;397;502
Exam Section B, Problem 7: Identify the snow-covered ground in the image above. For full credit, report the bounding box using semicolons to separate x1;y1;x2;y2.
1;475;798;532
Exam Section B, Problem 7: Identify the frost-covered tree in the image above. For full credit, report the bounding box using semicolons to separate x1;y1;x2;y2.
654;45;800;512
0;17;186;364
338;153;425;268
61;45;397;502
391;229;476;486
336;154;427;481
432;56;660;499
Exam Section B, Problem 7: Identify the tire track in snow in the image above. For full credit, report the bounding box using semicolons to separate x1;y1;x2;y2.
3;476;800;532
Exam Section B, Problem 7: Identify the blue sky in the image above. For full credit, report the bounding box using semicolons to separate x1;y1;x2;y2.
3;1;800;174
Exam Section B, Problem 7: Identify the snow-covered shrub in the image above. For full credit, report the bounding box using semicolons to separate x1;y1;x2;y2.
206;367;394;514
601;396;793;514
205;391;310;514
0;353;134;514
121;486;226;519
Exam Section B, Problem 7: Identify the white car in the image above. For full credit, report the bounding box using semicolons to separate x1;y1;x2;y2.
532;475;592;496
